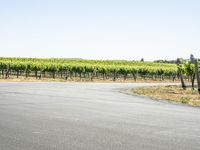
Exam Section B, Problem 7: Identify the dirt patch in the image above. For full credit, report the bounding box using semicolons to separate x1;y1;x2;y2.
132;86;200;106
0;76;180;83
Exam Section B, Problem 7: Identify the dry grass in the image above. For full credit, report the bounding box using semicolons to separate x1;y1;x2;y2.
132;86;200;106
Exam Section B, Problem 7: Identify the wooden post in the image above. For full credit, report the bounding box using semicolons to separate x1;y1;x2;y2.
177;58;186;90
190;54;195;90
17;70;19;78
178;64;186;90
5;65;10;79
194;59;200;94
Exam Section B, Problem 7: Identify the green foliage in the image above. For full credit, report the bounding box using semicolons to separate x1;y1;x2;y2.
0;57;178;78
182;62;194;76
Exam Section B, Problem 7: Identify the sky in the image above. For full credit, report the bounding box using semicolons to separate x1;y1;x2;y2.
0;0;200;61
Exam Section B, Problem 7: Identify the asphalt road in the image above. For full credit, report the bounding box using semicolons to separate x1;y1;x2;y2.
0;82;200;150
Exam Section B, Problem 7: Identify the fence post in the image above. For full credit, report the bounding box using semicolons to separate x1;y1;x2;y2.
194;59;200;94
190;54;195;90
177;58;186;90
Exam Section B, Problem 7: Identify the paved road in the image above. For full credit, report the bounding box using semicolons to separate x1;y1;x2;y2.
0;82;199;150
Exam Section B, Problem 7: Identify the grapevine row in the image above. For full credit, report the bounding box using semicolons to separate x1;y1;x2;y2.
0;57;178;81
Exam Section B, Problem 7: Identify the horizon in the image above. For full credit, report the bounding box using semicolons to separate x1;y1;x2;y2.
0;0;200;60
0;56;196;62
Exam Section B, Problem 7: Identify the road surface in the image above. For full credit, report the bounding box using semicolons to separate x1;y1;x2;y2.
0;82;200;150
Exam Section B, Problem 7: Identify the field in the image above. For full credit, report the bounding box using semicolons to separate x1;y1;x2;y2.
0;57;178;82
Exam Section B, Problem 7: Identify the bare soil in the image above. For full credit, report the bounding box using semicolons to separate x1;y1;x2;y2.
0;76;180;83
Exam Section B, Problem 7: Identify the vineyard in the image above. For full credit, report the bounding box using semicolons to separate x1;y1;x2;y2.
0;57;179;81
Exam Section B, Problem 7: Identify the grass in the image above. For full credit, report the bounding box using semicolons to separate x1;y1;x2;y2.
132;85;200;106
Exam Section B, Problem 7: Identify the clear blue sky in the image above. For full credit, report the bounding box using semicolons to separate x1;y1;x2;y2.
0;0;200;61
